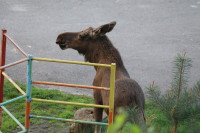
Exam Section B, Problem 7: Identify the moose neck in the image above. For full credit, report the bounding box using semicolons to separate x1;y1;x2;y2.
84;36;124;67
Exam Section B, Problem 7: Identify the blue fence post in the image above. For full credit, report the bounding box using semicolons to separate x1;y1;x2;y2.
25;55;33;133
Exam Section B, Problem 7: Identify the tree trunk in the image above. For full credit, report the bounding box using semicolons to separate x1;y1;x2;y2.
173;122;178;133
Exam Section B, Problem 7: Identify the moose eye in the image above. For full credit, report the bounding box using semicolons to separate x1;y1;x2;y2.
79;35;84;40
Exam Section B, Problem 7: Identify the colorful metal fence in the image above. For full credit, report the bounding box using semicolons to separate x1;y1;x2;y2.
0;29;116;133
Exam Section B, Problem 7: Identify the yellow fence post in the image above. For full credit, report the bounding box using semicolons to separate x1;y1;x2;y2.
108;63;116;125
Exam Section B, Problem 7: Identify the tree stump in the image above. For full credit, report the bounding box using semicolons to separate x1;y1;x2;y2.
70;108;107;133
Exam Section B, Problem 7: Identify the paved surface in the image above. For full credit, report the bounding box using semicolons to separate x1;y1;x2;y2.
0;0;200;96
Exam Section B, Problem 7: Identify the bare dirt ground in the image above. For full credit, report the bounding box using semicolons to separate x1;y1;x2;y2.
12;120;70;133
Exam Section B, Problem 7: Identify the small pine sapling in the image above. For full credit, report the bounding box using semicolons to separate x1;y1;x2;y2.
146;53;200;133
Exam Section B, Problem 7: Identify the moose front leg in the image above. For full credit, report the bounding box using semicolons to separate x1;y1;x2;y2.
93;90;103;133
94;107;103;133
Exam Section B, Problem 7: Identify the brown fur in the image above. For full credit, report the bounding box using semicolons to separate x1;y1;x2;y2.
56;22;145;132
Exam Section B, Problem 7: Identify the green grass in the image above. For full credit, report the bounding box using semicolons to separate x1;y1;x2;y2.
1;80;200;133
1;80;93;133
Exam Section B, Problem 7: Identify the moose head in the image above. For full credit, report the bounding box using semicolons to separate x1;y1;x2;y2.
56;21;116;54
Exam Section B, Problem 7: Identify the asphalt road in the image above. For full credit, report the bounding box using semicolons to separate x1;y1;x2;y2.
0;0;200;96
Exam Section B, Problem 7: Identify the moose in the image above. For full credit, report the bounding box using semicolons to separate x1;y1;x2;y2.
56;21;145;132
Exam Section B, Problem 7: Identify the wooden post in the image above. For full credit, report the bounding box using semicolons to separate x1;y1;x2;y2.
0;29;7;129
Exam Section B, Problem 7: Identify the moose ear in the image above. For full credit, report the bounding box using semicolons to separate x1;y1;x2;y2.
77;27;93;40
93;21;116;37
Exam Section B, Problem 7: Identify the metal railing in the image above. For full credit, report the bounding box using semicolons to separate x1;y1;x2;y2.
0;29;116;133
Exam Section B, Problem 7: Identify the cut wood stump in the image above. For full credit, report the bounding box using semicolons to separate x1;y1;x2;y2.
70;108;107;133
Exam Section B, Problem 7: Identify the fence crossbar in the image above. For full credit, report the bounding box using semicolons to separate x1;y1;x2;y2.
4;33;28;57
1;106;25;130
0;58;28;71
2;72;26;95
29;115;108;126
33;57;112;67
32;98;109;109
32;81;110;90
0;95;27;106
